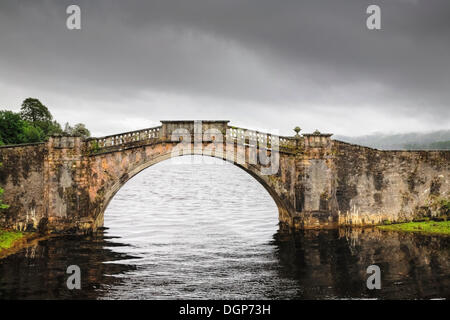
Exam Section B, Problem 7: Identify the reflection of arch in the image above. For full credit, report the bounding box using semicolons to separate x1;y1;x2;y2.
94;150;289;228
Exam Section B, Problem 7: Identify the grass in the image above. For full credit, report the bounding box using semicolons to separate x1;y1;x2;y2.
377;220;450;236
0;229;24;251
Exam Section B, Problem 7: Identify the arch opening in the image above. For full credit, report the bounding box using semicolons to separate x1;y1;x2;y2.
100;155;286;299
96;152;289;229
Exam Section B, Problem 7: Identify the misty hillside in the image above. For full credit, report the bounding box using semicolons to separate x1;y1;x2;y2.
334;130;450;150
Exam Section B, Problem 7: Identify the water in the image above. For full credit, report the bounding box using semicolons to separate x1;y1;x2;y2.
0;156;449;299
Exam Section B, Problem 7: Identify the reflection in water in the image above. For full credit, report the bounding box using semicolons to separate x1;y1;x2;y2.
0;156;449;299
0;233;137;299
274;228;449;299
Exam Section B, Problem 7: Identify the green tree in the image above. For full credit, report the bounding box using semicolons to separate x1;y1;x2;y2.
64;122;91;138
72;123;91;138
0;109;50;144
20;98;63;138
0;98;90;145
19;122;45;143
0;110;26;144
20;98;52;123
38;119;63;136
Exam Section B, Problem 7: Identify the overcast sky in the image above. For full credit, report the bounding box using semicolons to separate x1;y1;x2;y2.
0;0;449;137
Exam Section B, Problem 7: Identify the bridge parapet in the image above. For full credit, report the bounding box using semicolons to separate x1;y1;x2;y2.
85;121;300;154
86;126;162;152
226;126;298;152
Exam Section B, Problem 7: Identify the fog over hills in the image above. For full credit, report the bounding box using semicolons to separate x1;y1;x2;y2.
334;130;450;150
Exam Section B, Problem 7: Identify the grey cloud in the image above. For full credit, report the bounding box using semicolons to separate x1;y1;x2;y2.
0;0;449;136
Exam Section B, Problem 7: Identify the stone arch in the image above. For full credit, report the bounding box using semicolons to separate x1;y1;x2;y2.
93;148;291;229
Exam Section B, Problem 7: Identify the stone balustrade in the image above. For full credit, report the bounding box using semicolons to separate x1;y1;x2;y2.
226;126;298;151
85;122;299;154
87;126;162;150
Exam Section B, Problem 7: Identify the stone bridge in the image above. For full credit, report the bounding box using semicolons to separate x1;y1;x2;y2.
0;120;448;233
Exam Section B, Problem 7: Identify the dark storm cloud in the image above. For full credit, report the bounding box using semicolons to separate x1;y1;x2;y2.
0;0;449;135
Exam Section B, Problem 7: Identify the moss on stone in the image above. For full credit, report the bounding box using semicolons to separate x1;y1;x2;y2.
89;141;101;154
0;229;24;250
377;220;450;235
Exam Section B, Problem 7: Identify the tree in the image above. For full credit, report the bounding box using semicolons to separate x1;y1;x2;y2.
20;98;52;123
19;122;45;143
0;98;90;145
20;98;63;138
72;123;91;138
39;120;63;136
63;122;71;134
0;110;50;144
0;110;25;144
63;123;90;138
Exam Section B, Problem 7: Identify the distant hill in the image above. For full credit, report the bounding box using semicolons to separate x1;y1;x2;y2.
333;130;450;150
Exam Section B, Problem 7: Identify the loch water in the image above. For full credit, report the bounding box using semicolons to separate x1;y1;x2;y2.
0;156;449;299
